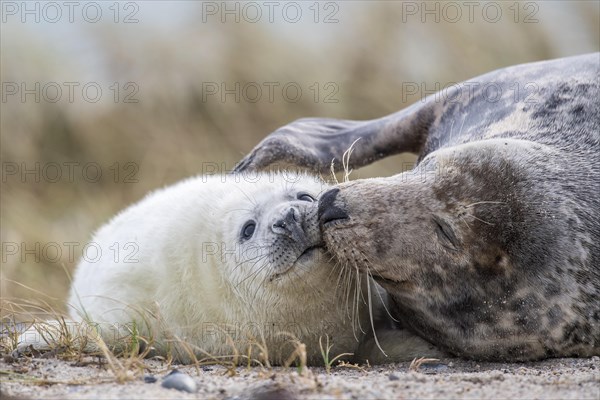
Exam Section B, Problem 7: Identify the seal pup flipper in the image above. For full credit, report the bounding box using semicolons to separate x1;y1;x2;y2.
234;99;438;174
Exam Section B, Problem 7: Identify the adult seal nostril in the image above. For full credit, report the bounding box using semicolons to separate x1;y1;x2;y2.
318;188;349;225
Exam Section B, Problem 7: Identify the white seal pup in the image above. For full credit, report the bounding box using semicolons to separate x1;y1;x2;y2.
17;172;441;365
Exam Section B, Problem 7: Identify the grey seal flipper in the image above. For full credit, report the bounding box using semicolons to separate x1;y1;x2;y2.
233;98;439;174
235;53;599;174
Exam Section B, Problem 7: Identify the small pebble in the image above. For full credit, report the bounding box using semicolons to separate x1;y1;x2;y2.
388;373;400;381
143;374;157;383
161;370;197;393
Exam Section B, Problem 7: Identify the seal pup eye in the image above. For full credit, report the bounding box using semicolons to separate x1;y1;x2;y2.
241;221;256;240
297;192;315;202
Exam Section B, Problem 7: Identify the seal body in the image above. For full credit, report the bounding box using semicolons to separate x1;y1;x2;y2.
235;53;600;361
67;172;373;364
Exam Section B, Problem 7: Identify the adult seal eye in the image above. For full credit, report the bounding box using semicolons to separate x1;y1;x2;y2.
241;221;256;239
297;192;315;202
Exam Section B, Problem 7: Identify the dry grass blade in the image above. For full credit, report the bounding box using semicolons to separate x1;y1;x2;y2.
409;357;440;372
341;138;361;183
279;332;307;376
336;360;369;373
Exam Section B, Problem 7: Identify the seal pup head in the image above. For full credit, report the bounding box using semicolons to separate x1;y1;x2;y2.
214;171;330;293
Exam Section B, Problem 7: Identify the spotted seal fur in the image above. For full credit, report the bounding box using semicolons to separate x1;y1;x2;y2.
235;53;600;361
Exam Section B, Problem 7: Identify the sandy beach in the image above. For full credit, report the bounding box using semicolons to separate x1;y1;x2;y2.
1;355;598;400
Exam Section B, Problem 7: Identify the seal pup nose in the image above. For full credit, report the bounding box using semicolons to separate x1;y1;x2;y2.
273;207;300;231
318;188;349;225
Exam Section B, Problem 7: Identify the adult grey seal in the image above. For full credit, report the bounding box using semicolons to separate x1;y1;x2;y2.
234;53;600;361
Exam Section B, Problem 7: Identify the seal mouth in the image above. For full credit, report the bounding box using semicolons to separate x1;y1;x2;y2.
296;245;322;263
269;245;324;281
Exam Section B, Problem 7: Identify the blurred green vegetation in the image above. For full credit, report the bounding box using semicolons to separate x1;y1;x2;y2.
1;1;598;314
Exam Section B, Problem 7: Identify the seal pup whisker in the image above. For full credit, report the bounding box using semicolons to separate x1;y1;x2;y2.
223;206;256;215
239;259;270;291
231;251;270;282
233;185;259;208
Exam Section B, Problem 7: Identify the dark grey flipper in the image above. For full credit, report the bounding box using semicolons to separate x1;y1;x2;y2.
233;100;438;174
235;53;599;173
